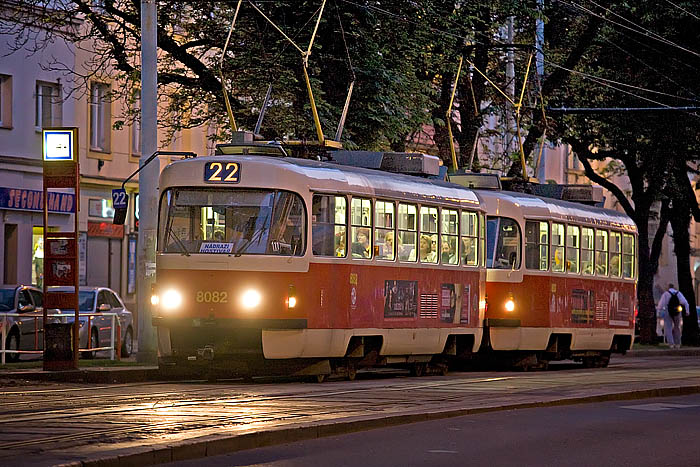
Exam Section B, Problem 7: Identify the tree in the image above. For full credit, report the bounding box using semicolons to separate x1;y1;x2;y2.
537;1;700;344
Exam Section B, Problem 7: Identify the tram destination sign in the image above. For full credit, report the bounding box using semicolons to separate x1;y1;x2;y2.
204;161;240;183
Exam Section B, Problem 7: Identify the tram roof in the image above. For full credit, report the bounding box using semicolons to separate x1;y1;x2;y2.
476;189;637;232
160;155;482;210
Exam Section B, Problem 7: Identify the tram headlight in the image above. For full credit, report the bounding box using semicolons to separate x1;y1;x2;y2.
287;285;297;309
150;294;160;306
241;289;262;310
505;294;516;313
161;289;183;311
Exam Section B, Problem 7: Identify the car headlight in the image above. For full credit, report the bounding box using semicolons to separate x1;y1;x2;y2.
241;289;262;309
161;289;182;310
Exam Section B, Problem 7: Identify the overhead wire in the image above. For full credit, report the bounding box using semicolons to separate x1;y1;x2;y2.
661;0;700;21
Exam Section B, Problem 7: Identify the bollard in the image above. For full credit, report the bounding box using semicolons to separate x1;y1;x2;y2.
116;320;121;361
87;315;92;352
1;314;6;365
110;314;116;360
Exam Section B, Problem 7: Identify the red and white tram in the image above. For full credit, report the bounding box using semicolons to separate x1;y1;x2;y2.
474;188;636;368
151;143;487;379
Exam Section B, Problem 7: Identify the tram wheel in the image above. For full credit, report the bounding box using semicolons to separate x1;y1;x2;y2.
410;363;427;377
346;365;357;381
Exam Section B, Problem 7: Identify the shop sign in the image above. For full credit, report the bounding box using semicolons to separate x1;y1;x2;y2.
0;187;75;213
87;221;124;238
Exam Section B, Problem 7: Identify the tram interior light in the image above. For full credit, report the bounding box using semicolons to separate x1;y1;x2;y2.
162;289;183;310
241;289;262;309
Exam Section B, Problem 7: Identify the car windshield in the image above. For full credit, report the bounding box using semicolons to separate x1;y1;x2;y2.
158;188;306;256
0;289;14;311
79;292;95;311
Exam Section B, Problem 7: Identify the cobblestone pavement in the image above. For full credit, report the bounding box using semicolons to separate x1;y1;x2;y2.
0;354;699;466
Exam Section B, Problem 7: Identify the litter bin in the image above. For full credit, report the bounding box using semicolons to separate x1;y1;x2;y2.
44;322;74;364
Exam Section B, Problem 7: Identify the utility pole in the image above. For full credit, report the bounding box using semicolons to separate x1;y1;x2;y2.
505;17;516;166
536;0;546;183
137;0;158;363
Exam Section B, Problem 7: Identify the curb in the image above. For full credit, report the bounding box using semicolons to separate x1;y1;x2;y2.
625;349;700;357
55;383;700;467
0;367;160;384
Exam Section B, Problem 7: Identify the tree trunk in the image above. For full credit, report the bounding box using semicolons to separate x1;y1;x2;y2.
670;203;700;346
635;211;658;345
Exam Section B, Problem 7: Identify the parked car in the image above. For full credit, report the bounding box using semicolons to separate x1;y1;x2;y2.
0;285;49;362
49;286;134;358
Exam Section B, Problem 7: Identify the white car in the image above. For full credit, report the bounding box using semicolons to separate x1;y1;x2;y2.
50;286;135;358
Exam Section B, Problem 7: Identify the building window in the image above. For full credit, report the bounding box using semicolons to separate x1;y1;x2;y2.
131;90;141;155
90;82;110;152
35;82;62;129
0;74;12;128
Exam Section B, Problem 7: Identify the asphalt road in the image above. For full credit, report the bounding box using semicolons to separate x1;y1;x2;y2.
165;393;700;467
1;354;700;466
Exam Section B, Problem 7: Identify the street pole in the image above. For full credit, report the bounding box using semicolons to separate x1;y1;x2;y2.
536;0;546;183
137;0;158;363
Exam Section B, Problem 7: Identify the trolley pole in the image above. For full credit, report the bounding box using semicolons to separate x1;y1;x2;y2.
136;0;159;363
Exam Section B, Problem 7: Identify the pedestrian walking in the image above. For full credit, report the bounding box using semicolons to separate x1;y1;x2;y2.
656;283;690;349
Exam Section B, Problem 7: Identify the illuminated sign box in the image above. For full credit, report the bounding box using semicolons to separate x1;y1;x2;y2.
42;129;77;162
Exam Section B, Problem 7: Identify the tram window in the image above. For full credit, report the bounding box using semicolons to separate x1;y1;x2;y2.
397;203;417;262
419;206;438;263
581;227;595;275
479;213;486;267
375;200;395;260
609;231;622;277
350;197;372;259
595;229;608;275
566;225;580;273
551;223;565;272
157;188;305;256
461;211;478;266
312;194;347;257
486;216;521;269
622;233;635;279
525;221;548;270
441;209;458;265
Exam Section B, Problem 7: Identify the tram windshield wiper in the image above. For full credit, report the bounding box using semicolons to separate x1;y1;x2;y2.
233;223;269;257
167;225;190;256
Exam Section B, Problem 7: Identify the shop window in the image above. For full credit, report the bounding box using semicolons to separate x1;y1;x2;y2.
397;203;417;262
312;194;347;257
525;221;548;270
32;227;44;288
375;200;395;260
350;197;372;259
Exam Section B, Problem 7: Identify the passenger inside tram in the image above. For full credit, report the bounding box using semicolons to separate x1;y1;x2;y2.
352;228;371;258
419;235;437;262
